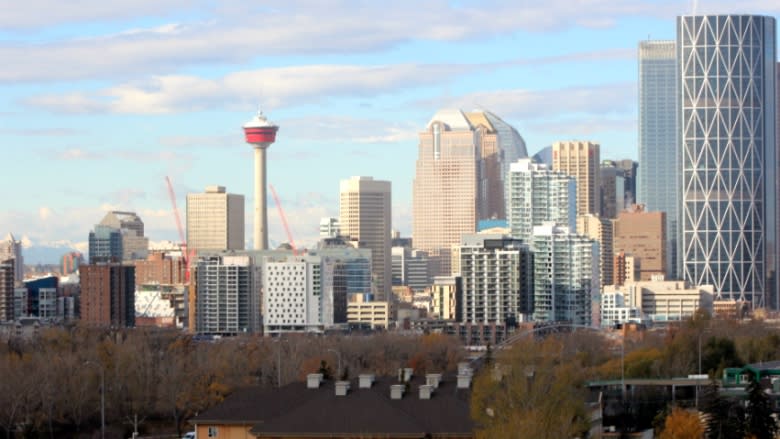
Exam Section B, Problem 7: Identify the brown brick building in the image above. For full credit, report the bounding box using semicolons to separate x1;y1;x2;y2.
613;205;666;281
133;251;186;286
80;264;135;327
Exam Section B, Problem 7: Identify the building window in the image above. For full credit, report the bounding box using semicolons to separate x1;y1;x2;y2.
208;426;219;437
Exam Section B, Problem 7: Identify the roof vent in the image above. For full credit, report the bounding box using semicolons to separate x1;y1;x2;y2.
457;362;473;376
403;367;414;382
335;380;350;396
390;384;405;400
425;373;442;389
419;384;433;400
307;373;323;389
359;374;375;389
457;374;472;389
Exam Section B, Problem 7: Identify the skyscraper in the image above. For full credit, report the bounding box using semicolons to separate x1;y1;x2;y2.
506;158;576;242
678;15;777;307
186;186;245;252
0;259;13;321
339;176;392;300
413;109;527;276
97;211;149;261
0;234;23;283
195;254;260;335
637;40;679;279
599;161;626;219
552;141;600;216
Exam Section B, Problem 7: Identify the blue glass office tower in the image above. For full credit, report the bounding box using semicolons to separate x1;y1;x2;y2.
637;40;679;279
678;15;777;308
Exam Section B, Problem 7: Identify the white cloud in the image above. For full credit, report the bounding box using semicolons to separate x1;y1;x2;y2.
23;63;472;114
418;82;636;121
38;207;52;221
6;1;778;83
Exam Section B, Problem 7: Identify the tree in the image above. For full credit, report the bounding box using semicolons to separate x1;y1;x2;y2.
700;380;744;439
658;407;704;439
745;376;778;439
471;338;589;439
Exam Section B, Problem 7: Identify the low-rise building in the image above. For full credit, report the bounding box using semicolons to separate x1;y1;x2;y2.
429;276;461;320
347;297;391;329
604;275;714;322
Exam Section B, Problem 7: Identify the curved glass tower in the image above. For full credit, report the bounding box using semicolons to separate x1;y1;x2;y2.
678;15;777;307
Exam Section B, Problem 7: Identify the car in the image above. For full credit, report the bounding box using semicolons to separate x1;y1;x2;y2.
182;432;196;439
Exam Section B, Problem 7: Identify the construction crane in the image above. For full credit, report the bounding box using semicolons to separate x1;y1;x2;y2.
269;184;299;256
165;176;195;282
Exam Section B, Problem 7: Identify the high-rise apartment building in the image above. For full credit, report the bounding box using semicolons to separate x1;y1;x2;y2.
339;176;391;300
1;234;23;283
459;234;533;324
80;264;135;327
195;254;260;335
599;161;625;219
637;39;680;279
552;141;600;216
506;158;576;242
187;186;245;252
413;109;527;277
531;223;599;326
678;15;777;307
0;259;13;321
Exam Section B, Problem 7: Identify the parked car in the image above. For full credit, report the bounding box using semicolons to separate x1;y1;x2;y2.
182;432;196;439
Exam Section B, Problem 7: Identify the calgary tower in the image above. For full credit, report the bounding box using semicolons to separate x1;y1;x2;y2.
243;111;279;250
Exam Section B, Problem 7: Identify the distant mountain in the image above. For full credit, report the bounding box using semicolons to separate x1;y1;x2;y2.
20;237;84;266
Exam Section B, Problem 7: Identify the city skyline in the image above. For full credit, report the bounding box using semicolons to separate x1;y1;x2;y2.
2;2;780;262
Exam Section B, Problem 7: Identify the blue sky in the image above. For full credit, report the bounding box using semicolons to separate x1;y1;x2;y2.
2;0;779;258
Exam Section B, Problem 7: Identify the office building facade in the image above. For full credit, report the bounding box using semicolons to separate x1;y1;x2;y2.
0;260;13;321
552;141;601;216
599;161;626;219
339;176;392;300
413;109;527;277
638;39;680;279
187;186;245;252
506;158;576;242
613;205;666;281
678;15;777;307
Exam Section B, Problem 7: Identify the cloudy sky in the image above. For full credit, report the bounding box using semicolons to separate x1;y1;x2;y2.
2;0;778;259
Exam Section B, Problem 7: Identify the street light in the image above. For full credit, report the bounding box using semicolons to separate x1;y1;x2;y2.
327;348;342;380
274;336;288;388
84;361;105;439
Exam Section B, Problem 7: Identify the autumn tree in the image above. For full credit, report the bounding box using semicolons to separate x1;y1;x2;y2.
658;407;704;439
471;337;589;439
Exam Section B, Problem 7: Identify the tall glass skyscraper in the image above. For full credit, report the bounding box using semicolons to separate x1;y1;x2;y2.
677;15;777;308
637;40;679;279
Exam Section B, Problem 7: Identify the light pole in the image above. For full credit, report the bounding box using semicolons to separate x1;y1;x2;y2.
84;361;105;439
274;336;288;388
621;334;625;399
327;348;342;380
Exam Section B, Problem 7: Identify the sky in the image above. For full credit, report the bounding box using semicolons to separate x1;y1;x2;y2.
2;0;779;262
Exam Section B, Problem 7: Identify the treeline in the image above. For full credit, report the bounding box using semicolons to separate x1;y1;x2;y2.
0;327;464;438
472;313;780;438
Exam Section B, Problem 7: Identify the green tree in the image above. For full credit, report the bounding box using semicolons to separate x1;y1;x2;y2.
700;380;744;439
745;376;778;439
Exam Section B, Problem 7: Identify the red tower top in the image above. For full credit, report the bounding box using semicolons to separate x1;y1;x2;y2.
243;111;279;146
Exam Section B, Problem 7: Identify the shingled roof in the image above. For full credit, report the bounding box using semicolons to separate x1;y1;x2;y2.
192;374;474;438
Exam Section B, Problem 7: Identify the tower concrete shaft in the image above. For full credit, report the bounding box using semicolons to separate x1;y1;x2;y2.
254;146;268;250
